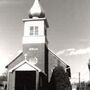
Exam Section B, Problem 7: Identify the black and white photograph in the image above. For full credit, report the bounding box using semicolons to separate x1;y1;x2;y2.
0;0;90;90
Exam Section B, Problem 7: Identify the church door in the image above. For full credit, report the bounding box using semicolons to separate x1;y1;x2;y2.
15;71;36;90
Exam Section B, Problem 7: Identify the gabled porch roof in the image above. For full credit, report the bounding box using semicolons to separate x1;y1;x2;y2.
9;60;41;72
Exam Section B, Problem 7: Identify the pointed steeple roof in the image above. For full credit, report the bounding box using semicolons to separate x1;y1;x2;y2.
29;0;45;18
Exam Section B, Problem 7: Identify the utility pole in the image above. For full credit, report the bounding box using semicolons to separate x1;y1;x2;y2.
88;59;90;80
79;72;81;90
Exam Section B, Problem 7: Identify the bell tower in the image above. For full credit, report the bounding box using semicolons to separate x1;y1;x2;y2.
22;0;49;74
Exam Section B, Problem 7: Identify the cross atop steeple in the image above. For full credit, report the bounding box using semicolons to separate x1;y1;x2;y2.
29;0;45;18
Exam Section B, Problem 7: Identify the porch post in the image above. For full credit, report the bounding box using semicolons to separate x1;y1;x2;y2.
36;71;39;90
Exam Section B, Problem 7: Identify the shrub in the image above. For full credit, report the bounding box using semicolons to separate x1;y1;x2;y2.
49;65;71;90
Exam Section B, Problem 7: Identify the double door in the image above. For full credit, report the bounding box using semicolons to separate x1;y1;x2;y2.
15;71;36;90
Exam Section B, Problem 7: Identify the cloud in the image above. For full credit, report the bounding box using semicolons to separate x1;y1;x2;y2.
56;50;65;55
69;47;90;56
56;47;90;56
56;48;75;55
56;48;75;56
66;48;75;51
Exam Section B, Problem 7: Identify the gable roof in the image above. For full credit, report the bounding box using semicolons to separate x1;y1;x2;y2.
9;60;41;72
6;52;23;68
48;48;70;68
6;49;70;69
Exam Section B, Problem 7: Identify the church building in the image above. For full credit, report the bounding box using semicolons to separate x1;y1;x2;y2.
6;0;71;90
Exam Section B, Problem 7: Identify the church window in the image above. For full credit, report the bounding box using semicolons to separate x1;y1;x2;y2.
30;26;38;36
35;26;38;35
30;26;34;35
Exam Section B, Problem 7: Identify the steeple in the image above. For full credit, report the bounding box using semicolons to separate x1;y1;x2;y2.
29;0;45;18
22;0;49;72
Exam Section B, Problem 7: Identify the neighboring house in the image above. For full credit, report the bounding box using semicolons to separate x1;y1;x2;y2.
6;0;71;90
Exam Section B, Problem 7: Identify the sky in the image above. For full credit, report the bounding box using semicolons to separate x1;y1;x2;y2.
0;0;90;83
